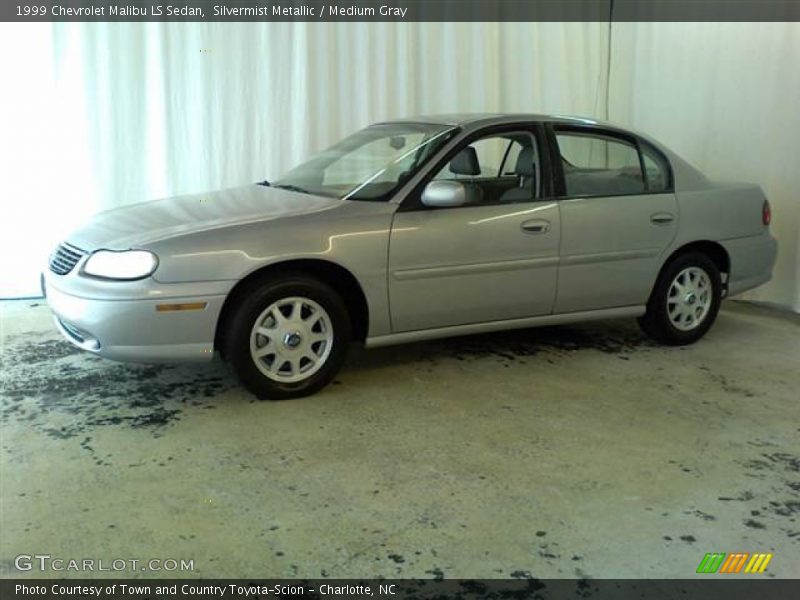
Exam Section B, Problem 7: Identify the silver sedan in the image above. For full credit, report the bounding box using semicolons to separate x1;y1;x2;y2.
43;114;777;398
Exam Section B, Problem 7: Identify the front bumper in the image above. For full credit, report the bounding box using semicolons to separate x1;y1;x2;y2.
42;273;228;363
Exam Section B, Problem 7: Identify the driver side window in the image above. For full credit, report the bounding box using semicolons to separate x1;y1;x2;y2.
431;132;540;204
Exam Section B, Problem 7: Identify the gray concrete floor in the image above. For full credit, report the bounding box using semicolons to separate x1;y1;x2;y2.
1;300;798;579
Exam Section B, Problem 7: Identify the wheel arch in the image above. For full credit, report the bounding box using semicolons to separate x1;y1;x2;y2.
653;240;731;298
214;259;370;355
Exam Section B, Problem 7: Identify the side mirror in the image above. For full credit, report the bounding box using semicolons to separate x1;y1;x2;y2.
421;180;467;208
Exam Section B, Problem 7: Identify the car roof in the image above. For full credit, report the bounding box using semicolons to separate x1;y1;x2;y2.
378;113;611;128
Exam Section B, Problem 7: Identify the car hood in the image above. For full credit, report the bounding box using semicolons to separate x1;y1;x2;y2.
66;185;342;250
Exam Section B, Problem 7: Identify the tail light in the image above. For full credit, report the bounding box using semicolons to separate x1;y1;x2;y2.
762;200;771;226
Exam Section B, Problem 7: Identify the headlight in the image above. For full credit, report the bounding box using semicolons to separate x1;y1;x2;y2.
82;250;158;280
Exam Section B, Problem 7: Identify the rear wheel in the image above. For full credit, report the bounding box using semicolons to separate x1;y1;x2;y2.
638;252;722;345
224;276;351;399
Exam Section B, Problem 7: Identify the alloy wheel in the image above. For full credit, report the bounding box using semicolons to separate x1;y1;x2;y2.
249;296;334;383
666;266;712;331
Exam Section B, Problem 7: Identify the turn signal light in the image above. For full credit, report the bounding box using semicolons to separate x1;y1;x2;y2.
762;200;771;226
156;302;208;312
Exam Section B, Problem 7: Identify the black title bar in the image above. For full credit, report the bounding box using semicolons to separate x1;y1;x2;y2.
3;0;800;22
3;579;800;600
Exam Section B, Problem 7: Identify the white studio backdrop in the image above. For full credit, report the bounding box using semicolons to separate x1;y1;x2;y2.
0;22;797;312
609;23;800;312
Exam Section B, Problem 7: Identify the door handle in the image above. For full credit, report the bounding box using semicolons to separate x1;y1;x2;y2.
521;219;551;234
650;212;675;225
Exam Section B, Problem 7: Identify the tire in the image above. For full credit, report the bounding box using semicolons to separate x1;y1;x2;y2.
223;275;352;400
638;251;722;346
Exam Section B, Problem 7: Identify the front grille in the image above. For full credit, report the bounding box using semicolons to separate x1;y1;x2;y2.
49;242;86;275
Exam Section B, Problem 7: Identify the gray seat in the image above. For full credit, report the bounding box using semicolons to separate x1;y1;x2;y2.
500;147;536;203
449;146;480;176
448;146;483;205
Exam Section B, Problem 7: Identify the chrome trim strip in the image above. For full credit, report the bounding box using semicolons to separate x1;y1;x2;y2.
392;256;559;281
559;249;659;266
61;242;86;253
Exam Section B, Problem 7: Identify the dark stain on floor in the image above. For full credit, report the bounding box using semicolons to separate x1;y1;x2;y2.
350;320;659;375
685;509;716;521
718;445;800;543
8;338;84;364
744;519;766;529
442;322;657;363
698;365;759;398
718;491;755;502
1;334;237;443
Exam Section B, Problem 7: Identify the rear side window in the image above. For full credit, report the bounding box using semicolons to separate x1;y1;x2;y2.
556;131;645;197
641;144;671;192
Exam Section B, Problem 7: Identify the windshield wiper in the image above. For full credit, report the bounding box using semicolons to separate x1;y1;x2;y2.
257;180;271;187
273;184;312;195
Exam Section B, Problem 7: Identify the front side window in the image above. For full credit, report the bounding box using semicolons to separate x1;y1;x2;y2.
430;131;540;204
274;123;456;201
556;131;645;197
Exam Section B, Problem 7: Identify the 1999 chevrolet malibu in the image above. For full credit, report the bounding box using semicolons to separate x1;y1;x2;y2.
43;114;777;399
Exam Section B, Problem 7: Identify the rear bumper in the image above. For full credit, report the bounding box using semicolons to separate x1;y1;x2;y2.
721;232;778;297
43;274;226;363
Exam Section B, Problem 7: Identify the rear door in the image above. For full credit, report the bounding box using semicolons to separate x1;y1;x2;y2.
388;124;561;332
549;125;678;313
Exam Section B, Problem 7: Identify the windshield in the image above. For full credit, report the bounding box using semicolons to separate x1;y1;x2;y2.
273;123;457;201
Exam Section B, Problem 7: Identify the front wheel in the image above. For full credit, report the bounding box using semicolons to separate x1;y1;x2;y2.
224;276;352;399
638;252;722;345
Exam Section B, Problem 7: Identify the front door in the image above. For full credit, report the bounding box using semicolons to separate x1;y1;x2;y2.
388;127;560;332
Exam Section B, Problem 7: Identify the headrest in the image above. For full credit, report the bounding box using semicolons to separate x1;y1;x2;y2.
515;146;536;178
449;147;480;176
